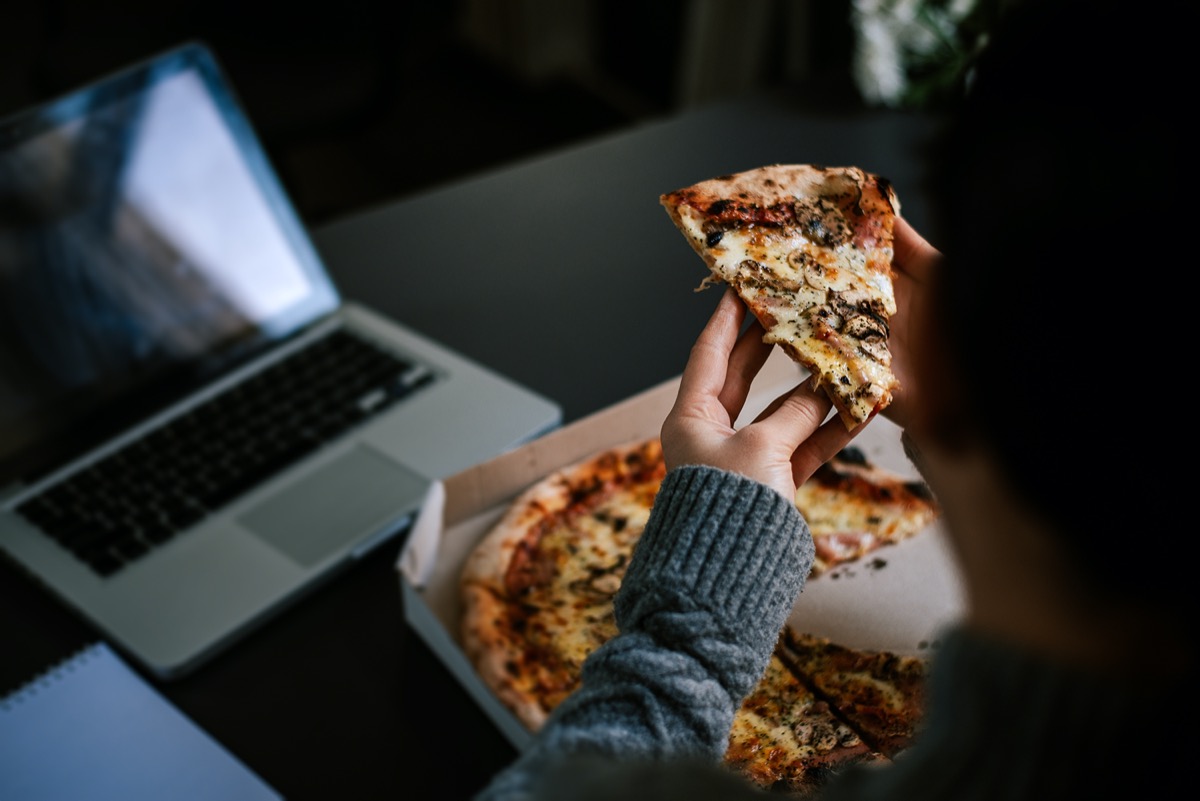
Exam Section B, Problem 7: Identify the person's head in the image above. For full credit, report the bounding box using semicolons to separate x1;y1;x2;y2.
918;0;1195;613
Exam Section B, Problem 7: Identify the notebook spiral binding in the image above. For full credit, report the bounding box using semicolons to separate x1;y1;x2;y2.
1;641;102;710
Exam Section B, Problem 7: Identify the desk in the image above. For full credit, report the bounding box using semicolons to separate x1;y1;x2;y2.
0;93;937;799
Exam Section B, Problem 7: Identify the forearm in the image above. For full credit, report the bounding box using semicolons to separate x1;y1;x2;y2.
476;465;813;800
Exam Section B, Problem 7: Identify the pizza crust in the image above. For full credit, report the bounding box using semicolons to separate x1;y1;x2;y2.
459;473;577;595
460;582;553;731
459;463;586;731
460;438;665;731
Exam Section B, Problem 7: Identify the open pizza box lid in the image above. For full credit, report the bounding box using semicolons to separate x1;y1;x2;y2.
397;348;966;751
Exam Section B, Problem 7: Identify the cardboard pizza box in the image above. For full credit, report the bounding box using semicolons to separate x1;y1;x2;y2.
396;348;966;751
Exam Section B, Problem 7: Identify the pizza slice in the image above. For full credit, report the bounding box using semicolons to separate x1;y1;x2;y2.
725;653;886;794
776;628;928;760
661;163;902;429
795;446;939;576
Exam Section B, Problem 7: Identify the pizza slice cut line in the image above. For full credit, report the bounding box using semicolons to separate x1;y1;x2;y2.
774;628;928;761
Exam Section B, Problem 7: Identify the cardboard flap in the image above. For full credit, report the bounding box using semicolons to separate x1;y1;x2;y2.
401;480;446;588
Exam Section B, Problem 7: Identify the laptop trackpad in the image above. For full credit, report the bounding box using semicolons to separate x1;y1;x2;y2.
239;446;429;567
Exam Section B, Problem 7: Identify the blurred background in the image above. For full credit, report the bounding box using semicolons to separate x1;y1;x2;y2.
0;0;870;228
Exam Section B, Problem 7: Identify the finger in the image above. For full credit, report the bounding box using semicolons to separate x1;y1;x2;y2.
791;413;865;486
716;318;772;416
675;288;745;408
892;217;940;282
747;377;799;425
750;375;835;449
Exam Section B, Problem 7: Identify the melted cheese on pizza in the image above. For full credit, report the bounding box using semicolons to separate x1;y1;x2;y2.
461;437;933;777
779;631;927;759
795;447;939;575
725;655;880;793
501;481;658;712
674;203;896;425
662;164;901;427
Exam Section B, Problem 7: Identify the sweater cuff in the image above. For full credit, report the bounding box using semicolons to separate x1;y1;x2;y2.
616;465;813;647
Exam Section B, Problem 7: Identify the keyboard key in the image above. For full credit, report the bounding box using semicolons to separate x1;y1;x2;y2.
15;329;435;577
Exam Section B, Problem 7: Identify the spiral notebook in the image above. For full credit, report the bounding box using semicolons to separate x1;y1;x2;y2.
0;642;281;800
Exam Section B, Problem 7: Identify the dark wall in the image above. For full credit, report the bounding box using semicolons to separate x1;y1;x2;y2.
0;2;640;225
1;1;861;226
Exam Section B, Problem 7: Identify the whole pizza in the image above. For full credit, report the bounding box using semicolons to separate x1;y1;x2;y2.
459;437;939;793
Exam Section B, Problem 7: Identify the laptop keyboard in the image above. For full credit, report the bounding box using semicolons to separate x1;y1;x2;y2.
15;329;436;577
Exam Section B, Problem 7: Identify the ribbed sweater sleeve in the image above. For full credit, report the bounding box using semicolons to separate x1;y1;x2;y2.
474;465;813;801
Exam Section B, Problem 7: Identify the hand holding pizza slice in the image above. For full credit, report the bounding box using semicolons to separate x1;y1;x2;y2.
662;286;866;501
661;163;902;429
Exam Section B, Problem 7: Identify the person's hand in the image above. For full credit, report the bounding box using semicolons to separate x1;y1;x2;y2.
884;216;942;432
661;288;865;501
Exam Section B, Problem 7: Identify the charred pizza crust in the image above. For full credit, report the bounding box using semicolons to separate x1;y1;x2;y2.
459;438;665;730
661;164;902;429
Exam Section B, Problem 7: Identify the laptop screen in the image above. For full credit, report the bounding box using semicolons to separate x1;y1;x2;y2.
0;43;340;485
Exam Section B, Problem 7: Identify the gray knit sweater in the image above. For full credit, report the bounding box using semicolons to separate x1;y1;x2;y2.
474;465;1195;801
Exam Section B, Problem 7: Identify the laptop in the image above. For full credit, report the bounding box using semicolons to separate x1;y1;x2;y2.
0;42;561;679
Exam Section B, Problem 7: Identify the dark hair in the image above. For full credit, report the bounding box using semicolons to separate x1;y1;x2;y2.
924;0;1195;605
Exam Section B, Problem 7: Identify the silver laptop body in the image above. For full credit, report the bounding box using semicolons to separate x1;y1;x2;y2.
0;42;561;679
